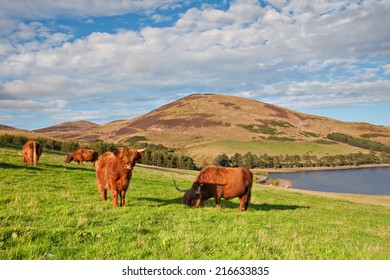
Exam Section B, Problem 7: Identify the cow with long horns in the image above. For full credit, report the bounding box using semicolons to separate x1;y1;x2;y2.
174;166;253;211
96;147;146;207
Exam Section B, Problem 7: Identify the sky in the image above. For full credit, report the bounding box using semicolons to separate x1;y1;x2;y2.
0;0;389;130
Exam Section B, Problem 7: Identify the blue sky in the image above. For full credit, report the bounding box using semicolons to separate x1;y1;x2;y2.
0;0;389;130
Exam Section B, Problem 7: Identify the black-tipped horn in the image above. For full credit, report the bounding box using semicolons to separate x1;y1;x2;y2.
174;180;187;192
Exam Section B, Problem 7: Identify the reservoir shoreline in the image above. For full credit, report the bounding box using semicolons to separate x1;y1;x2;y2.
265;165;390;196
254;163;390;173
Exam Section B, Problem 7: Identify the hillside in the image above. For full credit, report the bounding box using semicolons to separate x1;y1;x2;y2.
32;120;100;142
98;94;390;162
102;94;389;143
3;94;390;163
0;124;25;133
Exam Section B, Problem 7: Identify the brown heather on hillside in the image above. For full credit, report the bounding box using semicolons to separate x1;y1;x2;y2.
0;124;24;132
32;120;101;141
2;94;389;164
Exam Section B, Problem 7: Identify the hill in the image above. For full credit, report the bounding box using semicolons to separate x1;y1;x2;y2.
3;94;390;163
97;94;390;162
0;124;25;133
32;120;100;142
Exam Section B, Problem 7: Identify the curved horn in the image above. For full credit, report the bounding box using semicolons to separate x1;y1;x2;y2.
174;180;187;192
196;183;204;194
137;147;147;153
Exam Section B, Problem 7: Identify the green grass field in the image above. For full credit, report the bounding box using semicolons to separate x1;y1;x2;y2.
0;145;389;260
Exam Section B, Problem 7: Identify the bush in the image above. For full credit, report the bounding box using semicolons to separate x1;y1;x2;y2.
241;124;277;135
125;136;147;145
327;133;390;153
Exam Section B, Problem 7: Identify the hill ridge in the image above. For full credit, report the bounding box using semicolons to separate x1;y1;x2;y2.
1;94;389;163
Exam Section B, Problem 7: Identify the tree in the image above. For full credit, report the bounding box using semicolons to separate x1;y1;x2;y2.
380;152;390;163
243;152;259;169
213;154;230;167
230;153;244;167
259;153;274;168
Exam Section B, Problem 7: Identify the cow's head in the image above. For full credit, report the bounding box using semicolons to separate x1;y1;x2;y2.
64;155;73;163
114;147;146;170
174;180;204;207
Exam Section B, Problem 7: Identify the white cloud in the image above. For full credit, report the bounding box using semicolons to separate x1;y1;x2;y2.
0;99;57;112
0;0;389;128
2;74;74;98
384;64;390;75
260;79;390;109
151;13;173;23
1;0;183;19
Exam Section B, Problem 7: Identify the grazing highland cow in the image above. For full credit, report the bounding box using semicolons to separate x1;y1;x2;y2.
174;166;253;211
96;147;146;207
65;149;99;166
21;141;43;167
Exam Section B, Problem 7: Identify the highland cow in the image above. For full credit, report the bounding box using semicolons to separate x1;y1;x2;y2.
65;149;98;166
174;166;253;211
96;148;146;207
21;141;43;167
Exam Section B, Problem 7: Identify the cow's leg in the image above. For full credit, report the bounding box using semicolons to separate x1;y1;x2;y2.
120;191;126;207
245;192;251;211
215;196;221;209
238;196;246;212
100;189;107;200
27;155;32;165
111;190;118;207
97;182;107;200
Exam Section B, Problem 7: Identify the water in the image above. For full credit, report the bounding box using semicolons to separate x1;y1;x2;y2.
269;167;390;196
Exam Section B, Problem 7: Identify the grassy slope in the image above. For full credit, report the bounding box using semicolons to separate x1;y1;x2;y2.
0;145;389;260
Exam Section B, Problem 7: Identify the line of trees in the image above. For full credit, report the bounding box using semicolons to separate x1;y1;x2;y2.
213;151;389;169
140;144;198;170
327;133;390;153
0;134;122;155
0;134;81;153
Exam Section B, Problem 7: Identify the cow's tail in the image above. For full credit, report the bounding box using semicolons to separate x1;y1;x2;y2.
248;171;253;194
33;142;37;166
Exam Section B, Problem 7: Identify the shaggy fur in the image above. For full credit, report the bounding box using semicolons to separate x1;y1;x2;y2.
65;149;99;166
183;188;199;206
180;166;253;211
21;141;43;167
95;148;145;207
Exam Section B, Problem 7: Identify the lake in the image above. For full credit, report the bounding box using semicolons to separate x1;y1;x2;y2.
269;167;390;196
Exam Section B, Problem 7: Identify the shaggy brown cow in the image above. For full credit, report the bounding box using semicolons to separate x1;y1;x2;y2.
65;149;99;166
96;147;146;207
21;141;43;167
174;166;253;211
